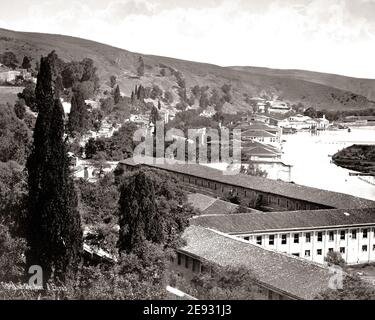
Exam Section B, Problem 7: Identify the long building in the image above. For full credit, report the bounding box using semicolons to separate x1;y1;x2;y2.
119;157;375;211
175;225;333;300
191;208;375;265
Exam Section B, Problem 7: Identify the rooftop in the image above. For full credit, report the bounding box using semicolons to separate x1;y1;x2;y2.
120;157;375;209
191;208;375;234
187;193;241;215
180;225;332;300
242;130;277;138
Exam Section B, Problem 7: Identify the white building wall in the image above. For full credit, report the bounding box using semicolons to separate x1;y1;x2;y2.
239;226;375;265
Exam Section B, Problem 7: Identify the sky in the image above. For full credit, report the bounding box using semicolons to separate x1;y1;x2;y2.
0;0;375;79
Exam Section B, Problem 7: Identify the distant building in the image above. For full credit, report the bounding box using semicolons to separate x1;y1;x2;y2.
341;116;375;126
268;101;291;114
0;68;32;83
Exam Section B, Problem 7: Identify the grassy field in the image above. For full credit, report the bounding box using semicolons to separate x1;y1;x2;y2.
0;86;23;105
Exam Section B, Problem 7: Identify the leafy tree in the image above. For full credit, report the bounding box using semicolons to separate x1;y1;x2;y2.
21;56;32;70
1;51;18;69
304;107;317;118
0;103;31;164
17;82;37;112
114;85;121;105
0;224;27;283
14;99;26;120
173;264;263;300
325;251;346;267
0;160;27;233
150;85;163;100
164;91;174;104
26;52;83;285
316;274;375;300
110;75;117;88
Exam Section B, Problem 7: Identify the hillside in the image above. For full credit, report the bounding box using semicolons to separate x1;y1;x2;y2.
1;27;374;112
231;66;375;102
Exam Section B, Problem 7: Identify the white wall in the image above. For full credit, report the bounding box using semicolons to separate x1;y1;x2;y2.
240;226;375;265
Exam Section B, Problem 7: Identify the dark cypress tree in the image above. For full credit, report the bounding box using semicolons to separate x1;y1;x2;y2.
149;105;161;125
114;85;121;105
68;89;88;136
26;52;82;285
118;170;163;253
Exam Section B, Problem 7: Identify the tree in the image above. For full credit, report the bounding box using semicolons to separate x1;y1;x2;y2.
68;88;89;136
304;107;317;118
117;169;194;253
316;274;375;300
26;52;83;285
14;99;26;120
17;82;37;112
1;51;18;69
114;85;121;105
325;251;346;268
149;105;161;125
118;170;159;253
0;103;31;164
21;56;32;70
110;75;117;88
137;56;145;77
173;264;263;300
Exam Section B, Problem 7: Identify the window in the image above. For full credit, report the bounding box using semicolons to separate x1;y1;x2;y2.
340;247;345;254
281;234;287;245
294;233;299;244
256;236;262;245
363;229;368;239
305;250;311;257
352;230;357;239
192;260;198;272
329;231;334;241
292;253;300;257
328;248;334;253
244;236;250;241
362;245;368;252
305;233;311;243
317;249;322;255
317;232;323;242
177;253;182;265
185;256;189;268
269;235;275;245
373;245;375;251
340;230;346;240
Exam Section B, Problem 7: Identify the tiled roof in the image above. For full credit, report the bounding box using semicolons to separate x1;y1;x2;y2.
120;157;375;209
191;208;375;234
180;226;332;300
187;193;240;215
242;146;279;156
242;130;276;138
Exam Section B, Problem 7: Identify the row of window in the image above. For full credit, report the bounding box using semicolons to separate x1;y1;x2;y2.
250;229;375;246
176;253;200;272
295;245;375;258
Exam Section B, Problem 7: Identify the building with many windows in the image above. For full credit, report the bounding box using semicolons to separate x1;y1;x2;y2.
191;208;375;265
172;225;333;300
